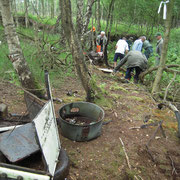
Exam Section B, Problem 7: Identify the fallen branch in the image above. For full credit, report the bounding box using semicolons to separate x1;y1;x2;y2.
168;155;178;175
17;31;35;41
139;64;180;81
119;137;131;169
164;67;180;75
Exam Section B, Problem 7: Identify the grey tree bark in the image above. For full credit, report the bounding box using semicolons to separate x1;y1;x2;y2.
97;0;101;32
82;0;96;35
13;0;19;27
76;0;84;37
24;0;29;28
105;0;115;33
50;0;55;18
152;0;175;96
60;0;100;102
0;0;45;98
41;0;45;17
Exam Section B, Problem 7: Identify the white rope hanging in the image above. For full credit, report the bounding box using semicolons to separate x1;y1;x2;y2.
158;0;170;19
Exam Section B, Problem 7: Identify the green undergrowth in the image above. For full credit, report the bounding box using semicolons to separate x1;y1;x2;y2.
0;25;73;89
90;75;113;109
16;13;57;26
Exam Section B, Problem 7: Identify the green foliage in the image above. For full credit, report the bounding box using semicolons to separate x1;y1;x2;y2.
17;13;57;26
0;24;74;89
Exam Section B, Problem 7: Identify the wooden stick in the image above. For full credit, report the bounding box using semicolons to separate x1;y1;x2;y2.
119;137;140;180
169;156;178;175
119;137;131;170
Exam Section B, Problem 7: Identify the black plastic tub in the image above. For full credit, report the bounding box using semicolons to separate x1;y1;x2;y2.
59;102;105;141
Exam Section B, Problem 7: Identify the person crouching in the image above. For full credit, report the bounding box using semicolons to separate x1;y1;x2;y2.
113;51;148;83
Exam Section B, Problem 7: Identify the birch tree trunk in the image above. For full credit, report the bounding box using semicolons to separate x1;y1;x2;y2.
24;0;29;28
105;0;115;33
13;0;19;27
0;0;45;98
51;0;55;18
82;0;96;35
76;0;84;36
60;0;99;102
41;0;45;17
151;0;174;96
97;0;101;32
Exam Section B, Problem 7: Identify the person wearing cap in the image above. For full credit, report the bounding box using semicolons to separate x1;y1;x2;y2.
155;32;163;66
126;37;133;50
113;37;129;68
132;36;146;52
96;31;107;53
113;51;148;83
143;40;153;59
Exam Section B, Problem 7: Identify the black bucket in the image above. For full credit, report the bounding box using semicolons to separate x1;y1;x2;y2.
59;102;105;141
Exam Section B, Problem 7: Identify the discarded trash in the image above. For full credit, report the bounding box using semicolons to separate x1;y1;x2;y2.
0;125;22;133
0;103;8;120
0;71;69;179
155;136;161;140
59;102;105;141
33;100;61;176
0;123;39;162
98;68;113;73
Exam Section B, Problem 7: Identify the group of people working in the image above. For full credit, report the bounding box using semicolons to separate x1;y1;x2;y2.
96;31;164;83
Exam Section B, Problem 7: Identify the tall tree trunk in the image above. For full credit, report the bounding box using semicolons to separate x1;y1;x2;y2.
51;0;55;18
60;0;98;102
41;0;45;17
152;0;174;96
24;0;29;28
0;0;45;98
82;0;96;35
97;0;101;32
94;2;97;24
76;0;84;36
105;0;115;33
13;0;19;27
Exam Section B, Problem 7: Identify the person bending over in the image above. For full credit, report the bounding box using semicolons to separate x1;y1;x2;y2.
113;51;148;83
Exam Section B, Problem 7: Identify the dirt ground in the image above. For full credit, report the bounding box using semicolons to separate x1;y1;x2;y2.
0;68;180;180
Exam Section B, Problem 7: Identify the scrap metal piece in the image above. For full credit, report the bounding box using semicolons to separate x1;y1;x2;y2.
0;104;8;120
98;68;113;73
34;71;61;176
24;91;45;120
0;125;22;133
0;123;39;162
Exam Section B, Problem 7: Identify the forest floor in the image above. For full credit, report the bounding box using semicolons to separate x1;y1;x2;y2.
0;65;180;180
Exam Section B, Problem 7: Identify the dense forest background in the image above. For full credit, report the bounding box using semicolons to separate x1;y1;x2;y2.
0;0;180;101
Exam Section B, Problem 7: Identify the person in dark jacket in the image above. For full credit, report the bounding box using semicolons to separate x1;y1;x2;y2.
113;51;148;83
126;37;133;50
143;40;153;59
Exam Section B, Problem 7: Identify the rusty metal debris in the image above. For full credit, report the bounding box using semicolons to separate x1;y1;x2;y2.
0;123;39;162
0;71;63;179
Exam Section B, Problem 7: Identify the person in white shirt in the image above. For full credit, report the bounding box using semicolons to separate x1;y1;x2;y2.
113;37;129;68
132;36;146;52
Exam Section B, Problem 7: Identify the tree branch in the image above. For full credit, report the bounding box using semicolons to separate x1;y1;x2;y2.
139;64;180;81
164;73;176;101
